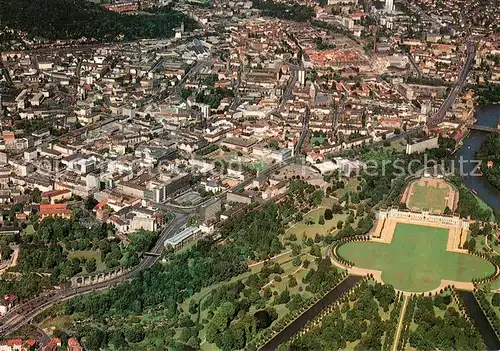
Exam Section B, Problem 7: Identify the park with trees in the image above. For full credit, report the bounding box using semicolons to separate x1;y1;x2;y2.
0;215;160;301
15;136;500;349
0;0;195;42
285;280;401;350
31;183;366;350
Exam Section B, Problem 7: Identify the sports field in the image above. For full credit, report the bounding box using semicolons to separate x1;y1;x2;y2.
338;223;495;292
407;183;449;211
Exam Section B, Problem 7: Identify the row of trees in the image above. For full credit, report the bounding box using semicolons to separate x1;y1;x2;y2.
407;295;485;350
289;281;397;350
474;290;500;335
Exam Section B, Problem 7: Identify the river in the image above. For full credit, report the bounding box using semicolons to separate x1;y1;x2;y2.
454;105;500;209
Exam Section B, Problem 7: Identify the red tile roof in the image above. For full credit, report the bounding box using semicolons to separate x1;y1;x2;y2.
39;204;73;216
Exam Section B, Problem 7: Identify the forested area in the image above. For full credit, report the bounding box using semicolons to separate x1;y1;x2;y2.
473;83;500;105
407;295;486;350
37;192;358;350
446;173;495;221
44;202;284;349
253;0;315;22
17;218;153;280
0;0;194;41
0;217;158;299
288;281;398;350
478;133;500;191
199;258;342;350
61;237;248;349
220;202;283;260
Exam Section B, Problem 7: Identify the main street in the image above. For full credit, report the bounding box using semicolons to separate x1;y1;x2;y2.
0;213;188;337
428;40;476;126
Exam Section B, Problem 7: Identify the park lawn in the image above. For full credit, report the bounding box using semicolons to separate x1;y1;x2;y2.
384;139;407;152
38;314;75;333
407;183;449;211
23;224;35;235
473;193;496;222
485;279;500;291
200;335;218;351
310;134;326;147
338;223;495;292
286;208;348;239
321;196;336;208
67;250;106;273
335;178;360;199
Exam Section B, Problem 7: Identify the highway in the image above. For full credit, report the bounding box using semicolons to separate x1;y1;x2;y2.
0;214;188;337
428;41;476;126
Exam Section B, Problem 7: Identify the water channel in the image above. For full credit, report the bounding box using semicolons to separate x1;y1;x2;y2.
454;105;500;209
259;275;362;350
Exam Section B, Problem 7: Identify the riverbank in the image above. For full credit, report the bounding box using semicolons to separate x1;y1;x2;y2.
454;105;500;209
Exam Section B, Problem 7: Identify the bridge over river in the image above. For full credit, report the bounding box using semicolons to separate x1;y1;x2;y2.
469;125;500;133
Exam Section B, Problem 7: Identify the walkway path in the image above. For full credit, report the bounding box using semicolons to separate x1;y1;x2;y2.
392;295;409;351
261;265;303;290
485;235;499;256
0;246;19;276
248;250;292;268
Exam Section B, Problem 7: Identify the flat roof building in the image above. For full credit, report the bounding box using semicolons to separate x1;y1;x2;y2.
164;226;202;250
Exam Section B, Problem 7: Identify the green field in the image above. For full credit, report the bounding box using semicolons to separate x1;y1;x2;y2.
408;183;448;211
286;207;348;238
67;250;106;273
339;223;495;292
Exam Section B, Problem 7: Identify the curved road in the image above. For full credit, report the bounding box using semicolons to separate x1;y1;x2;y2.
428;41;476;126
0;214;188;337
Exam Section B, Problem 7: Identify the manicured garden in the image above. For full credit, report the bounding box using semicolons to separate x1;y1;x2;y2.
407;183;449;211
338;223;495;292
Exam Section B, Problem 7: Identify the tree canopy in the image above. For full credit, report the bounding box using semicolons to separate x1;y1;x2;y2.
0;0;194;41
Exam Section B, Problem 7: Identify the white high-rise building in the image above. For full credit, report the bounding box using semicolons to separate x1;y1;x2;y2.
385;0;394;13
298;69;305;86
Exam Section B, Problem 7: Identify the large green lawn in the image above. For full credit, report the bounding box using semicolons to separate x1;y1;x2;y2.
338;223;495;292
408;183;449;211
67;250;106;273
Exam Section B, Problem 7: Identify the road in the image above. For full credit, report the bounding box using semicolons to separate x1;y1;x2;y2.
294;106;310;156
279;67;298;112
428;41;476;126
406;52;422;78
229;53;243;111
392;295;409;351
331;96;347;136
0;214;188;337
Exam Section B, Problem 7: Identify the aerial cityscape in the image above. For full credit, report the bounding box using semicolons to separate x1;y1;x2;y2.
0;0;499;349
